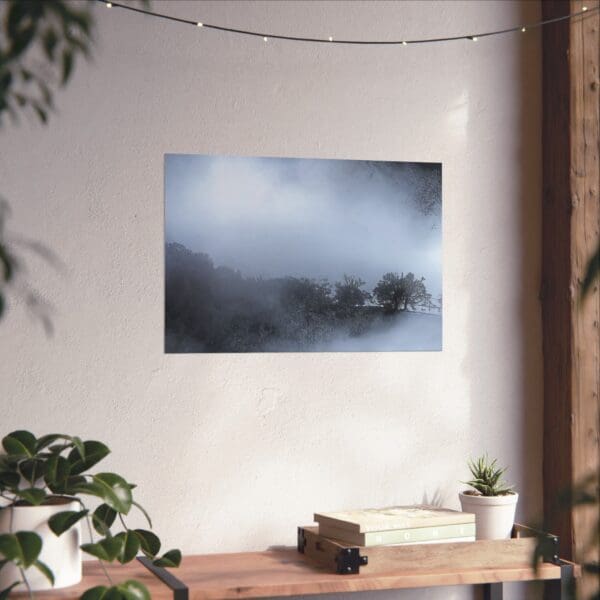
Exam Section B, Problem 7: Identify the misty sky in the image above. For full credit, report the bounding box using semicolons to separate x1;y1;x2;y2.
165;154;442;297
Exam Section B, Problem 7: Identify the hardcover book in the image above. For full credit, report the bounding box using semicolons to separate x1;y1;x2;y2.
318;521;476;546
314;505;475;534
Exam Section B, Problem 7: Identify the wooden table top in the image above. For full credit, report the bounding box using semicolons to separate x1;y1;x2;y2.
17;547;576;600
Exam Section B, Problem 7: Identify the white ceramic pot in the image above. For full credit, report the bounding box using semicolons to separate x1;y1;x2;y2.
0;497;82;591
459;491;518;540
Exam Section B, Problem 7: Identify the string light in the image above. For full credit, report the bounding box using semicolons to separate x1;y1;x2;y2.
95;0;598;46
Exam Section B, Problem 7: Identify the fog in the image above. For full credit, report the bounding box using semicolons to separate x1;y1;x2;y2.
165;154;441;296
164;154;442;353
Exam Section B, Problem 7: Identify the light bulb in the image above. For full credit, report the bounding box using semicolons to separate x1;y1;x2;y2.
471;36;478;41
263;36;268;41
521;27;526;32
582;5;588;10
197;22;203;27
106;1;112;6
402;41;407;46
328;36;333;42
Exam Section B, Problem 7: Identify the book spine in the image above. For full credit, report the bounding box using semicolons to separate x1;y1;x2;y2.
363;523;476;545
387;536;475;546
319;523;476;546
314;515;364;533
358;515;476;533
314;514;475;533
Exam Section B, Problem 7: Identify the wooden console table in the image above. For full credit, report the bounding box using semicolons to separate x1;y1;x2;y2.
25;548;578;600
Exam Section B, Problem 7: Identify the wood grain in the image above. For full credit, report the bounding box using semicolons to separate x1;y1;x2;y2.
12;560;172;600
168;549;574;600
12;549;579;600
542;2;600;597
301;526;537;573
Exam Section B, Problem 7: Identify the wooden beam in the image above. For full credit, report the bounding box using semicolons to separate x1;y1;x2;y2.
542;0;600;596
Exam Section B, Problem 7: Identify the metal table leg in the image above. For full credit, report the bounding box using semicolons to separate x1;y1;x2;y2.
483;582;503;600
545;560;575;600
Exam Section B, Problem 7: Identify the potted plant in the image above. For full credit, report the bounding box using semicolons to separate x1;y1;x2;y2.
0;430;181;598
459;454;518;540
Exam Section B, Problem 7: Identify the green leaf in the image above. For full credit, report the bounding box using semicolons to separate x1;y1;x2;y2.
72;474;133;514
0;455;15;470
0;471;19;489
70;436;85;462
19;458;46;484
117;580;151;600
68;441;110;475
152;549;181;568
15;487;47;505
0;532;42;567
133;530;160;558
35;434;69;452
91;473;132;515
80;581;151;600
2;431;36;457
92;504;117;536
81;536;124;562
45;454;71;492
114;531;140;564
33;559;54;585
70;480;104;499
80;585;110;600
0;582;20;600
63;474;86;493
48;509;88;536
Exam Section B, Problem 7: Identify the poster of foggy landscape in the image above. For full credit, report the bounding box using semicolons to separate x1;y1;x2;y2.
165;154;442;353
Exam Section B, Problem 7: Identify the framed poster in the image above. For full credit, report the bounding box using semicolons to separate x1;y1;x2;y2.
165;154;441;353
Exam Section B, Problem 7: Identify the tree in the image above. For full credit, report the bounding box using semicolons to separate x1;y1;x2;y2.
373;272;404;313
373;271;429;313
281;277;332;316
334;274;371;312
400;272;428;311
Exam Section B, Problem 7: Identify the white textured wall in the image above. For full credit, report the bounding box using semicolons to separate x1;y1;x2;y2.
0;1;542;598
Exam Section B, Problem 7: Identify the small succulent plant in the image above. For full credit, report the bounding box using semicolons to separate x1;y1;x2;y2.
464;454;515;497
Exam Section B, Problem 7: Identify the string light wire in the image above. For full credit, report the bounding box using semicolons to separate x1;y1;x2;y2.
98;1;598;46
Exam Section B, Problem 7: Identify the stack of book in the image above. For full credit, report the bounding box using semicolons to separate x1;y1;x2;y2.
314;505;476;547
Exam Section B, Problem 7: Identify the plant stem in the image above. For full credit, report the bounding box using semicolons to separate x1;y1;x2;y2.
18;566;33;600
83;513;113;586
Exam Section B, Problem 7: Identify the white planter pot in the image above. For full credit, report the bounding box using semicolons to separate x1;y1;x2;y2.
459;491;518;540
0;497;82;591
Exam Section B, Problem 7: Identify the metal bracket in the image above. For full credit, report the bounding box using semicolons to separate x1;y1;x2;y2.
335;547;368;574
514;523;560;564
137;556;189;600
297;527;307;553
